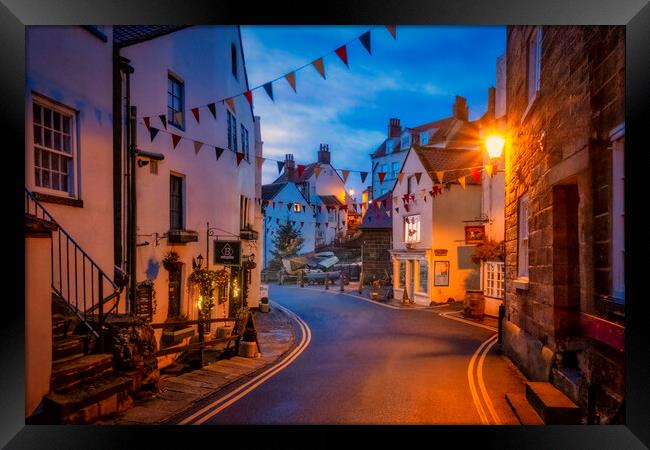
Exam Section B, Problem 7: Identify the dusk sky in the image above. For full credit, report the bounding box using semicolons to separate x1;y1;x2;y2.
241;25;506;197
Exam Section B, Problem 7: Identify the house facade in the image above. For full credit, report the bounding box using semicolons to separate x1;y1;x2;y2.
390;146;483;305
503;26;625;423
115;25;262;364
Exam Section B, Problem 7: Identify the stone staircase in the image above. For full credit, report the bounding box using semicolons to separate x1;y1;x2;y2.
505;381;583;425
37;298;134;424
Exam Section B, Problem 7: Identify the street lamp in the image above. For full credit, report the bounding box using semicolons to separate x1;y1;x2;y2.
485;134;505;160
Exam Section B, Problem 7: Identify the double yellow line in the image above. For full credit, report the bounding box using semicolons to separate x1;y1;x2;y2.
177;302;312;425
467;333;501;425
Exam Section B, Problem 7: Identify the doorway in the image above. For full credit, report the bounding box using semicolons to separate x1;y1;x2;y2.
168;263;183;318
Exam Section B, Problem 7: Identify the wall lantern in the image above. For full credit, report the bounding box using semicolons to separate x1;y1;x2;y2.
485;134;506;160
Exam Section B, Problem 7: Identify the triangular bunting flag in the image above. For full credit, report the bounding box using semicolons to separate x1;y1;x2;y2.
287;203;293;210
263;82;274;101
397;172;405;185
395;207;399;213
297;165;306;177
415;172;422;185
159;114;167;129
215;147;225;161
335;45;349;67
485;164;494;178
143;116;151;130
244;90;253;109
360;171;368;183
436;171;445;184
149;127;159;142
225;97;236;113
191;107;200;123
277;161;285;174
459;176;467;189
341;170;350;183
171;133;181;149
378;172;387;184
359;31;371;54
236;152;245;166
174;111;183;125
471;168;481;183
314;165;321;179
312;58;326;79
193;141;203;155
207;103;217;119
385;25;397;39
285;72;297;93
300;222;304;227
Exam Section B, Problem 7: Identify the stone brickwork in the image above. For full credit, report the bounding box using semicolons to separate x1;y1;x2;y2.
361;228;392;285
503;26;624;423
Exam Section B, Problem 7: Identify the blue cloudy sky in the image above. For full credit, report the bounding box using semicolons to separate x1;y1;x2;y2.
241;25;505;196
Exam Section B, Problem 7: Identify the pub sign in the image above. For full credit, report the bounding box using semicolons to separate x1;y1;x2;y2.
214;240;241;266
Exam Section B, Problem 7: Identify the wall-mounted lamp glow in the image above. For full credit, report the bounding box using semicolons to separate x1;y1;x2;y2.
485;135;506;160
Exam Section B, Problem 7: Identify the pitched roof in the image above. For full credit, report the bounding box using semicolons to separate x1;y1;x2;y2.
113;26;187;48
413;145;483;185
272;162;345;185
261;183;287;201
318;195;343;207
360;191;392;229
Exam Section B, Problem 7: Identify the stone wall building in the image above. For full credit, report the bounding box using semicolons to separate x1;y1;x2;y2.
503;25;625;424
359;192;392;285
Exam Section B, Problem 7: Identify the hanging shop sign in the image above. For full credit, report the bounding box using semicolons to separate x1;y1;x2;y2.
464;225;486;245
434;249;448;256
214;240;241;266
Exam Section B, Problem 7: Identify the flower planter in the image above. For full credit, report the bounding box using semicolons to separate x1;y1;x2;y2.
215;325;233;339
464;290;485;319
162;326;195;346
259;303;270;313
238;341;257;358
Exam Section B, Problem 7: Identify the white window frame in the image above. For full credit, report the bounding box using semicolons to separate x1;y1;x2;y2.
522;27;542;122
401;132;411;150
404;214;421;243
517;194;530;279
484;261;505;299
386;140;394;154
391;161;399;179
611;124;625;303
167;73;185;130
30;95;79;199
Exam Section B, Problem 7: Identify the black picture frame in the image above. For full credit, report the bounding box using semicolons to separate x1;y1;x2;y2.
3;0;649;448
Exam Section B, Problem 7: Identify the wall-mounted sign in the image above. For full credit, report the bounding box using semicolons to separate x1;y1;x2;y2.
135;282;153;322
433;261;450;286
214;240;241;266
434;249;448;256
465;225;486;245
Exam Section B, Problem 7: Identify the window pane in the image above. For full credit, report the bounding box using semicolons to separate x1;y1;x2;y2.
53;112;61;131
51;154;59;171
42;170;50;188
41;151;50;169
44;130;52;148
52;172;60;190
63;135;71;153
35;168;41;186
62;174;68;192
33;124;42;145
62;116;70;134
33;104;41;124
34;148;40;167
399;261;406;288
43;108;51;128
62;156;69;174
53;132;61;150
419;260;428;292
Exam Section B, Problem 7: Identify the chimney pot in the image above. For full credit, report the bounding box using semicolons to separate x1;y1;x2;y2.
318;144;331;165
388;118;401;138
453;96;469;121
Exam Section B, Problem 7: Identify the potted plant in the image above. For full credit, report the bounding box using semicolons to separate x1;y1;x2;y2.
259;296;270;313
238;327;258;358
188;268;229;334
162;313;194;345
162;251;181;271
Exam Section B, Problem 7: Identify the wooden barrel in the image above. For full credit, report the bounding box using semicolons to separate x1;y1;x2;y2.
464;290;485;319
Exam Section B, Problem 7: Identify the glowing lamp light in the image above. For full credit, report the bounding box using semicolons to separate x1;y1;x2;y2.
485;135;505;159
348;189;355;196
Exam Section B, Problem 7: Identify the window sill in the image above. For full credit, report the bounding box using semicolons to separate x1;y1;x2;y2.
32;191;83;208
167;229;199;244
513;277;530;290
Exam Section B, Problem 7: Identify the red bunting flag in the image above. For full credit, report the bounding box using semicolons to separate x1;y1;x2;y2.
335;45;349;67
378;172;387;184
244;90;253;109
171;133;181;149
285;72;297;93
471;168;481;183
341;170;350;183
236;152;245;166
385;25;397;39
191;107;200;123
297;164;306;177
312;57;326;79
225;97;236;113
143;116;151;130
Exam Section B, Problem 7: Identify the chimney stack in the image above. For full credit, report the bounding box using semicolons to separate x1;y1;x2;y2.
452;96;469;121
317;143;331;165
388;118;401;138
284;154;295;180
487;87;496;119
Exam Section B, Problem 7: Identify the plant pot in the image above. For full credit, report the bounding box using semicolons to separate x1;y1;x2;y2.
238;341;257;358
162;326;195;345
259;303;270;313
464;289;485;319
215;325;233;339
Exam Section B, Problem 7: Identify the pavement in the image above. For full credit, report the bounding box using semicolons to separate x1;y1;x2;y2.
97;303;296;425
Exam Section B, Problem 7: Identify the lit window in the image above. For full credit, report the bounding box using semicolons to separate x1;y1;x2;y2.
484;261;505;299
398;260;406;288
420;131;429;145
168;74;184;129
527;27;542;106
293;203;301;212
32;97;76;196
517;194;529;278
404;215;420;243
418;260;428;293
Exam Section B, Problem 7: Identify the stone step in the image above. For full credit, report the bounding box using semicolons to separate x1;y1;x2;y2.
526;381;583;424
43;374;133;424
52;335;86;362
505;392;544;425
51;354;114;392
52;313;81;338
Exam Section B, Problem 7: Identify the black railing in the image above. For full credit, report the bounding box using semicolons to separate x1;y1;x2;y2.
25;188;121;340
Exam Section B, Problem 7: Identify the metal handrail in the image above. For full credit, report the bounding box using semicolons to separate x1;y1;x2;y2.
25;188;121;340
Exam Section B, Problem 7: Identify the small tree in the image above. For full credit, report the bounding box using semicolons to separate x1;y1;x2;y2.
270;220;304;271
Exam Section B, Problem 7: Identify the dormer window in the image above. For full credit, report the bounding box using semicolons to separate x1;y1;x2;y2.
401;132;411;150
386;140;394;154
420;131;429;145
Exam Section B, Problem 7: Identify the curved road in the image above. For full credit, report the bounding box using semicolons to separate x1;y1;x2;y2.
174;285;526;425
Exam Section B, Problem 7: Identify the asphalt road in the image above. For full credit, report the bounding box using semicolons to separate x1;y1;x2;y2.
176;285;526;425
